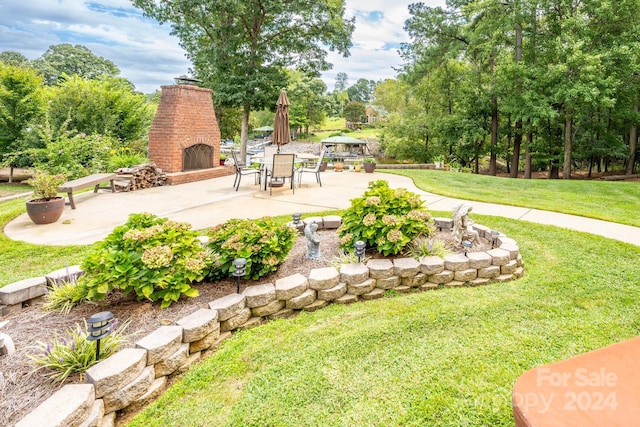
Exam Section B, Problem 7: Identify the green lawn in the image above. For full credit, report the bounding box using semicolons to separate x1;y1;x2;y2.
0;182;31;198
386;170;640;227
129;215;640;426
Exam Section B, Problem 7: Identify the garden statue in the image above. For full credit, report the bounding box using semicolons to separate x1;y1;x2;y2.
451;203;480;247
304;221;322;260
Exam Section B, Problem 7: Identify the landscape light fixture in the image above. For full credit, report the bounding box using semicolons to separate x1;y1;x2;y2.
86;311;114;361
490;230;500;248
232;258;247;293
354;241;366;263
462;240;473;256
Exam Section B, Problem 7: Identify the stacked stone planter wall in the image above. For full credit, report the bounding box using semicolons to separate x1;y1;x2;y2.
11;222;523;426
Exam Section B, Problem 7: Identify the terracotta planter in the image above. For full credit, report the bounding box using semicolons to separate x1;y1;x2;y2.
335;163;344;172
26;197;65;224
364;163;376;173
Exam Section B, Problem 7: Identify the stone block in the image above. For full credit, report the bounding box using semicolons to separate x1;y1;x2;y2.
322;215;342;229
478;265;501;279
201;331;232;355
472;224;490;238
242;283;276;308
334;294;359;304
180;351;201;373
101;411;116;427
497;236;517;246
220;307;251;331
454;268;477;282
238;317;263;331
208;293;246;321
339;263;369;285
443;254;469;271
303;300;328;312
135;326;183;366
85;348;147;398
500;244;520;260
517;254;524;267
394;258;420;277
375;276;400;290
366;259;394;279
466;252;492;269
267;308;296;320
494;273;514;283
308;267;340;290
79;399;104;427
487;248;511;266
251;299;285;317
275;273;308;300
420;283;438;291
394;285;411;293
470;278;491;287
0;303;22;318
514;267;524;279
303;216;324;229
317;282;347;301
189;324;220;353
347;278;376;296
0;276;47;305
428;270;454;284
444;281;466;288
419;256;445;275
402;273;427;288
433;217;453;230
103;365;154;413
15;384;95;427
176;308;219;343
501;260;518;274
362;288;384;300
123;376;166;415
286;289;317;309
154;343;189;378
45;265;84;286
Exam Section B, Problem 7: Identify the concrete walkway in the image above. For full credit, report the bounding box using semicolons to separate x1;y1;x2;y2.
5;171;639;247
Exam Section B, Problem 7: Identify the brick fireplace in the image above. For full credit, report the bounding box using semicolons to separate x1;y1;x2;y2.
148;84;232;185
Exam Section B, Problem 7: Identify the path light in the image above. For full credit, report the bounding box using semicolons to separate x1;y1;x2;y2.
354;241;366;263
86;311;114;361
490;230;500;248
232;258;247;293
462;240;472;256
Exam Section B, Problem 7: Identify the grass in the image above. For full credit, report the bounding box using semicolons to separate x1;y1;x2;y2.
0;182;31;198
0;199;91;286
386;169;640;227
128;214;640;426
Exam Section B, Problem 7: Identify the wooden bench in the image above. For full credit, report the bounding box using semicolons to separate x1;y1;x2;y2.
58;173;117;209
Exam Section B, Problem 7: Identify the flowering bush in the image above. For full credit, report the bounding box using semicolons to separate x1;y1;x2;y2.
207;217;297;281
26;170;66;201
28;319;129;384
81;213;210;308
338;180;434;256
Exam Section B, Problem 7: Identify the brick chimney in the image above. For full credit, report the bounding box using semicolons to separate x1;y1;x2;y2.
148;84;231;185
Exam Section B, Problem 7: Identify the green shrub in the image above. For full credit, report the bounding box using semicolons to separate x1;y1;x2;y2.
338;180;434;256
207;217;297;281
43;279;90;315
106;147;148;171
81;213;209;308
28;319;129;384
405;237;450;259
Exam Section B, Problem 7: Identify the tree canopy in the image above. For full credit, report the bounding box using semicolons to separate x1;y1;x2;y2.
31;44;120;86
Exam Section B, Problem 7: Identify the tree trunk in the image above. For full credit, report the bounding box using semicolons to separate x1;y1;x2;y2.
563;112;572;179
510;23;523;179
549;165;560;179
524;132;532;179
240;103;250;162
489;56;498;176
627;97;638;175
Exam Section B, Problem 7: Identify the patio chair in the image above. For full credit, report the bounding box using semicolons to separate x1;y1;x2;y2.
297;148;326;187
231;150;260;191
268;153;295;195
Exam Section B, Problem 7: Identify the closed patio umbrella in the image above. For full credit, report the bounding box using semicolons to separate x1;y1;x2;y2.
272;89;291;152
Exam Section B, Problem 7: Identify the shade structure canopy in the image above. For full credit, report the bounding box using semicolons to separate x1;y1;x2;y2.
253;126;274;132
272;90;291;149
320;135;365;144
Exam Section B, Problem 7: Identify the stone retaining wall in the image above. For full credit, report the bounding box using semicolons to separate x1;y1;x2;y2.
11;222;523;426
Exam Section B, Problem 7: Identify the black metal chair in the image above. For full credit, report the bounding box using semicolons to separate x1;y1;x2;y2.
268;153;295;195
297;148;326;187
230;150;260;191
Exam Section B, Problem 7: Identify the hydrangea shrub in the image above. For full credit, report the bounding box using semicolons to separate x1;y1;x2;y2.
81;213;209;308
338;180;434;256
207;217;297;281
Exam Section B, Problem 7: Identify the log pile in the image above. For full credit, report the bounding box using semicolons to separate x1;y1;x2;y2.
114;163;167;191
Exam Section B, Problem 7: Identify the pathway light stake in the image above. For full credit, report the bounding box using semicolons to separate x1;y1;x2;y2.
490;230;500;248
462;240;472;256
86;311;114;361
232;258;247;293
354;240;366;263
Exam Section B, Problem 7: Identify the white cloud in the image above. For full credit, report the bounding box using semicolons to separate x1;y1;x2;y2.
0;0;446;93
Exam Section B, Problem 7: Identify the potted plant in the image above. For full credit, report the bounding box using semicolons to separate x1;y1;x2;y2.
363;157;376;173
25;171;66;224
334;161;344;172
219;153;228;166
354;159;362;172
433;155;444;169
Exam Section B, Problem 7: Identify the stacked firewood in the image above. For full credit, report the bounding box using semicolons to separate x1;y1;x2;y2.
114;163;167;191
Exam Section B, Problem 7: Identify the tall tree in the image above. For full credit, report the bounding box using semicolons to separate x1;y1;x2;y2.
0;51;30;67
334;72;348;92
134;0;354;160
31;44;120;86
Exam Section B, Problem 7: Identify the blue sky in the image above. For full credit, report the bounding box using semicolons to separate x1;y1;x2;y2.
0;0;446;93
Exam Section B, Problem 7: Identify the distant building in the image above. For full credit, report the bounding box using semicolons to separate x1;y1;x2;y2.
345;105;387;129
